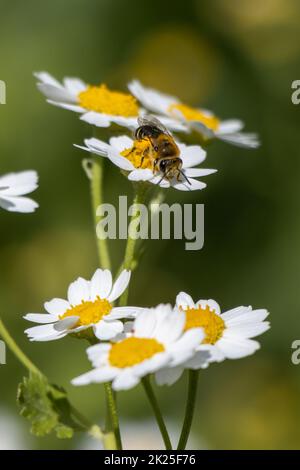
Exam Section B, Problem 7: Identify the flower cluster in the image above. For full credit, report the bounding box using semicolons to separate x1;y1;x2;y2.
24;267;270;391
5;71;269;450
35;73;260;192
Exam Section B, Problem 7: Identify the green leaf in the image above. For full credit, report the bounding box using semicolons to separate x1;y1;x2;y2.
17;372;84;439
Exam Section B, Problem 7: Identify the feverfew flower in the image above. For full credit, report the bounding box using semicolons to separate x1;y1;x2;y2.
0;170;38;213
72;304;210;391
128;80;260;149
24;269;142;342
176;292;270;362
76;136;216;191
34;72;185;132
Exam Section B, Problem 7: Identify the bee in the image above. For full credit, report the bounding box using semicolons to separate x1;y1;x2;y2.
135;116;191;186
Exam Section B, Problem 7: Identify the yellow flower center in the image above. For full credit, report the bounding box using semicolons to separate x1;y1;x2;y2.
109;337;165;368
184;305;225;344
59;297;112;327
121;139;156;170
78;84;139;117
168;103;220;131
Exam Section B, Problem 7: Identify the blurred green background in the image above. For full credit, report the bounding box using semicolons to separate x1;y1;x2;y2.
1;0;300;450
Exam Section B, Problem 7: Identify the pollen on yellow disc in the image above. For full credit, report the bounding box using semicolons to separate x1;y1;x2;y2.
121;139;156;170
59;297;112;327
184;305;225;344
78;84;139;117
109;337;165;368
168;103;220;131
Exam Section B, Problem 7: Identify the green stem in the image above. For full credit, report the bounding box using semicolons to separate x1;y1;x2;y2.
104;382;122;450
142;376;172;450
89;157;121;449
119;183;148;306
91;156;111;270
177;370;199;450
0;318;41;375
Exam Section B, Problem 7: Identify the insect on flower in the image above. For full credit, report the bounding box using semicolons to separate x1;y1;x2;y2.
134;115;191;187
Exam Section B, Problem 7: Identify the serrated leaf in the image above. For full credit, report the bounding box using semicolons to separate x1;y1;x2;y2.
17;372;83;439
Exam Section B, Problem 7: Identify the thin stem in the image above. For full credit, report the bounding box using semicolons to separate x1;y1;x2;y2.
89;157;121;448
104;382;122;450
119;183;147;306
142;376;172;450
91;156;111;270
0;318;41;375
177;370;199;450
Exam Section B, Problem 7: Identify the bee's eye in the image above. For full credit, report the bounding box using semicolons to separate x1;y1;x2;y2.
160;160;167;171
154;146;159;152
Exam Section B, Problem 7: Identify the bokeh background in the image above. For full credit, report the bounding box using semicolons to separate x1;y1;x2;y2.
1;0;300;450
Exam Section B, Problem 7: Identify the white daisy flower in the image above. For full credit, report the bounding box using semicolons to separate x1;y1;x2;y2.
72;304;210;391
0;170;39;213
128;80;260;149
76;135;216;191
175;291;270;363
24;269;142;342
34;72;185;132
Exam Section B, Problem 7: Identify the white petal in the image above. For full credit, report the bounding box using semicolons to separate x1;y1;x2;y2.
134;309;157;338
87;343;111;368
37;83;76;103
184;350;211;369
33;332;68;342
107;306;143;320
63;77;86;95
47;100;84;113
0;170;38;196
128;169;153;181
155;311;185;344
132;352;171;377
224;321;270;339
90;269;112;300
196;299;221;315
128;80;176;115
217;132;260;149
176;292;195;310
54;316;79;331
72;367;117;386
112;370;140;391
217;337;260;359
179;144;207;168
94;320;124;340
108;150;135;171
0;196;38;213
155;366;184;386
67;277;90;305
108;270;131;302
34;72;63;88
84;137;110;156
223;308;268;324
80;112;111;127
173;178;206;192
218;119;244;134
109;136;134;152
23;313;58;324
25;324;62;340
170;328;204;357
184;168;217;178
44;298;70;315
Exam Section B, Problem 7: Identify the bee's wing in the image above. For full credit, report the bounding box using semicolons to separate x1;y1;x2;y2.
138;115;171;135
